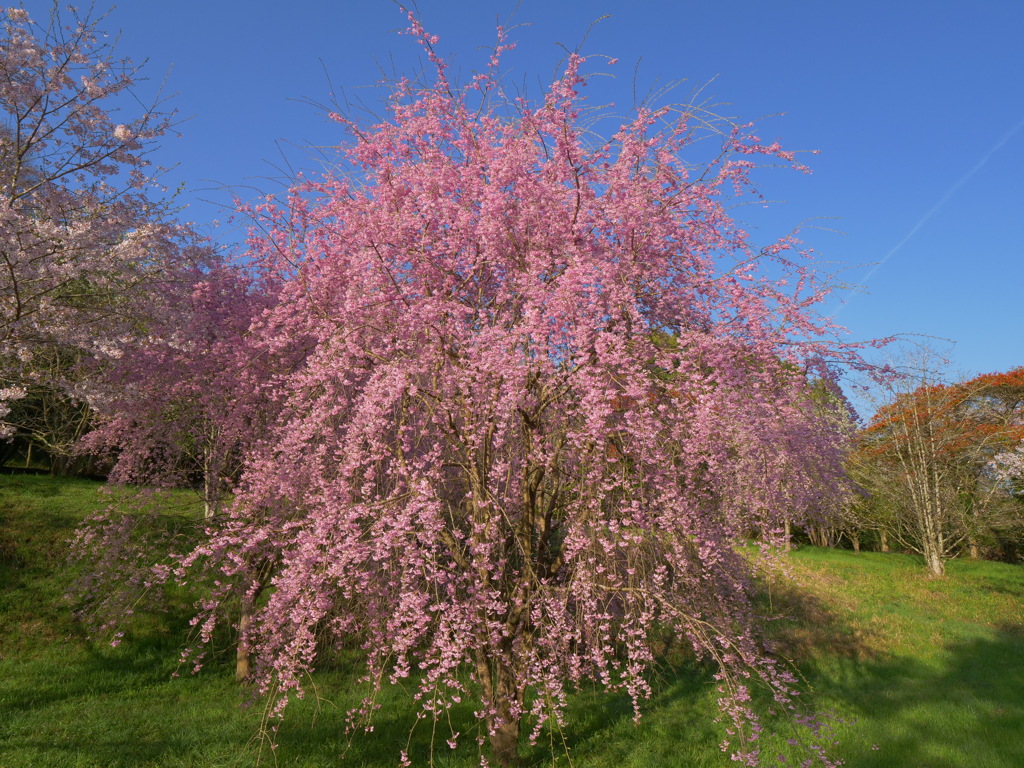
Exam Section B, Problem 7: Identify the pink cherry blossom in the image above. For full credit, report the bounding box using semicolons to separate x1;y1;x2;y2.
163;21;862;767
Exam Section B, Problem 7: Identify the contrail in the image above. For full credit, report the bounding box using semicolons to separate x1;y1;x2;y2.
831;115;1024;316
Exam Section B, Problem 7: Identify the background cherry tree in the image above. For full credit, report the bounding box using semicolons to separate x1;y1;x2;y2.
165;23;869;768
82;264;281;515
70;260;295;677
0;3;210;447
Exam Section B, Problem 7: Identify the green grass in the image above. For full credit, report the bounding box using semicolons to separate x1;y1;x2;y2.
2;474;1023;767
755;548;1024;768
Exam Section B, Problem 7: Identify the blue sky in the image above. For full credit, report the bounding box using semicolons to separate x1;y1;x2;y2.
21;0;1024;393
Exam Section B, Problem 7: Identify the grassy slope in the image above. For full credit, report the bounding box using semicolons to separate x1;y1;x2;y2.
763;548;1024;768
1;474;1022;767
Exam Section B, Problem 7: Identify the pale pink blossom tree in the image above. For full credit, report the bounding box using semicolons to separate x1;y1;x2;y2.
992;446;1024;484
0;3;210;439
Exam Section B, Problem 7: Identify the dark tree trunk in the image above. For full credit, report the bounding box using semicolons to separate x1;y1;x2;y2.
476;648;523;767
489;717;521;768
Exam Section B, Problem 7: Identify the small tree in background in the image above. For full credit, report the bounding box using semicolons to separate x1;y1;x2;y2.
163;21;868;767
82;265;278;517
853;357;1024;575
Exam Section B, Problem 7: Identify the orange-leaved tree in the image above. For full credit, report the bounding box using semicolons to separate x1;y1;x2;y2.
852;365;1024;576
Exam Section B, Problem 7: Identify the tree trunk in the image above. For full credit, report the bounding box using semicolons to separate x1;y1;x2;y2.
879;529;889;552
968;506;981;559
924;547;945;578
922;518;946;577
918;495;946;578
784;518;792;551
489;717;521;768
851;532;861;554
476;648;522;767
235;596;254;682
203;448;221;519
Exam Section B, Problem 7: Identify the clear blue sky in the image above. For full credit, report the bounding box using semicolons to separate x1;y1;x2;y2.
22;0;1024;389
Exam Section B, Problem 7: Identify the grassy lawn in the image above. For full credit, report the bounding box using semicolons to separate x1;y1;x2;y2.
2;473;1022;767
759;548;1024;768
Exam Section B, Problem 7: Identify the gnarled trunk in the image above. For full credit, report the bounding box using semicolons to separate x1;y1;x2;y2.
489;717;521;768
235;575;266;683
475;647;523;767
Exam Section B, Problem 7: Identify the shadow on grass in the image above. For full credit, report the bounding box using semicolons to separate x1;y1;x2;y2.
280;660;724;768
0;556;863;768
8;610;1021;767
809;623;1024;768
544;662;726;768
2;635;724;768
756;571;877;664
